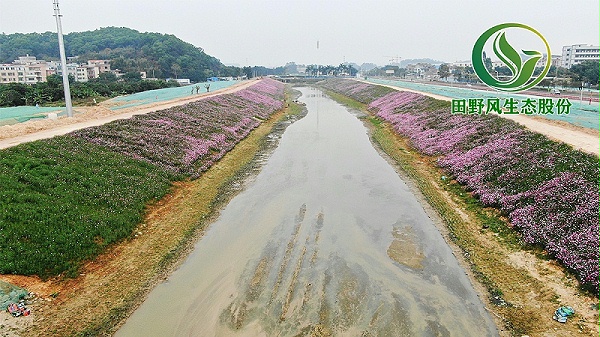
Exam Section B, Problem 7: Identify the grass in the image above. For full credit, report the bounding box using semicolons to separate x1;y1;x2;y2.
36;88;305;337
0;79;285;281
0;136;173;278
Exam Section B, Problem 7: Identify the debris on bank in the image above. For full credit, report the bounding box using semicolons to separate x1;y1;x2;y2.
1;280;31;317
552;306;575;323
7;301;30;317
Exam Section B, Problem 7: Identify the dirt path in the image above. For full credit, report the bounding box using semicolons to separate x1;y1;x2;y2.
0;79;259;150
356;79;599;156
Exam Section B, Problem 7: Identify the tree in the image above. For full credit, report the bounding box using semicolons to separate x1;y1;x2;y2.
494;66;513;77
306;65;318;76
123;71;143;82
93;72;118;83
569;60;599;86
348;65;358;77
0;83;31;106
171;63;182;79
452;67;464;82
242;66;253;79
482;51;493;72
0;28;244;82
284;62;298;75
438;64;450;80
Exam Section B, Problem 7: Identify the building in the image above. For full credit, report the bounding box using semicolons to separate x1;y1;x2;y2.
406;63;438;79
85;60;111;80
451;60;472;68
561;44;599;68
0;55;48;84
0;65;22;84
47;59;111;82
47;61;79;80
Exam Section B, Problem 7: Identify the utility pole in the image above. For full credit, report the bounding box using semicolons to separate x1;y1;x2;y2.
53;0;73;117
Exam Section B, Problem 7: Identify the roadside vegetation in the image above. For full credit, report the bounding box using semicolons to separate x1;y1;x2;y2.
0;78;285;280
370;60;599;90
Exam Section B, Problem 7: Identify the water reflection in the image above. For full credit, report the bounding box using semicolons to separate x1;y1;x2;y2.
116;87;498;336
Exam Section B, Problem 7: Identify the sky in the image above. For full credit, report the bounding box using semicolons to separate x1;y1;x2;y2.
0;0;598;68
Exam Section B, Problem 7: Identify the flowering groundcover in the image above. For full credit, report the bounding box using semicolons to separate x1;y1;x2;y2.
322;79;599;293
0;79;285;277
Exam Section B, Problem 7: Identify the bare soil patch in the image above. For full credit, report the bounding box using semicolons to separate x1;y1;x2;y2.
386;226;425;270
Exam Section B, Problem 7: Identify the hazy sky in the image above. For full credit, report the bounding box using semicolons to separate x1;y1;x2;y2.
0;0;598;67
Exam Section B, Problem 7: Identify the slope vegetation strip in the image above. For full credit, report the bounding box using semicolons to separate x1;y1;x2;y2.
0;79;302;336
321;78;599;337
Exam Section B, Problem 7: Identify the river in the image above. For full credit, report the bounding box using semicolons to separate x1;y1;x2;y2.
115;87;498;336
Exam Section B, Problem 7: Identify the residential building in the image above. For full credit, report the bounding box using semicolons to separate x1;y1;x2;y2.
0;64;23;84
47;61;80;80
561;44;599;68
76;67;89;82
0;55;47;84
47;59;111;82
551;55;562;68
85;60;111;80
406;63;438;79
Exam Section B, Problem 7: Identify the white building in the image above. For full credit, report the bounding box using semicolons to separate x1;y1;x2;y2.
561;44;599;68
85;60;111;80
48;61;79;80
451;60;472;68
47;59;111;82
0;55;48;84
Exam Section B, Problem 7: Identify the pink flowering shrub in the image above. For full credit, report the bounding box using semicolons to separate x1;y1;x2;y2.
322;78;599;293
74;78;285;178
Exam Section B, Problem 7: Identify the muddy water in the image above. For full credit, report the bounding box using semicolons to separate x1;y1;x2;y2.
116;87;498;336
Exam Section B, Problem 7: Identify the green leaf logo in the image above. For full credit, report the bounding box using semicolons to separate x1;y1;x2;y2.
472;23;551;92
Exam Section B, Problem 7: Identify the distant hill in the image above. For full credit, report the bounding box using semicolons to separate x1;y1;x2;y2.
0;27;240;81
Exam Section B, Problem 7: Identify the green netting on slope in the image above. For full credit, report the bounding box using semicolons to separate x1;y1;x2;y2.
367;78;600;130
0;106;67;125
0;281;28;310
108;80;240;110
0;80;240;124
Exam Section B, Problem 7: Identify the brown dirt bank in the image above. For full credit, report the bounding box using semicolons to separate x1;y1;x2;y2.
326;90;599;337
0;89;305;336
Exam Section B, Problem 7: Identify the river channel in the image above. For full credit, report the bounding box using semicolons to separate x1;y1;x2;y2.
115;87;498;336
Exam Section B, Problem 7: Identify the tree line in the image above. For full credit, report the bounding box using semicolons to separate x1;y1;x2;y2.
437;60;599;88
305;64;358;77
0;27;241;82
